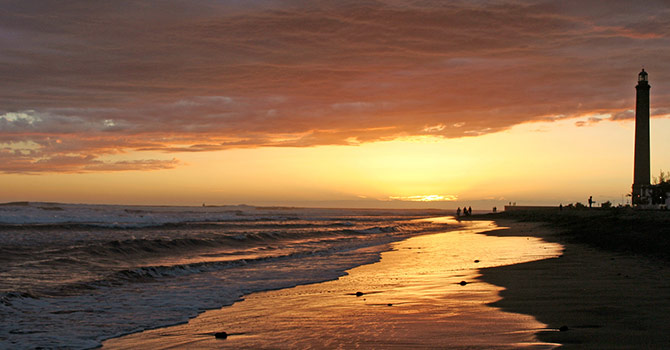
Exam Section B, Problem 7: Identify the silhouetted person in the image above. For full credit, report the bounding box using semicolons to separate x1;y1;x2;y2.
588;196;593;208
456;207;461;217
492;206;497;213
559;203;563;211
468;206;472;215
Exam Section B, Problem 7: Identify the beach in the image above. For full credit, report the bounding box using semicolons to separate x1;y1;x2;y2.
4;2;669;349
103;217;670;349
480;219;670;349
0;204;458;348
5;206;668;349
103;219;565;349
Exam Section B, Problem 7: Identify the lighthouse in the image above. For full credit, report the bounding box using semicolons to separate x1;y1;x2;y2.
632;69;650;205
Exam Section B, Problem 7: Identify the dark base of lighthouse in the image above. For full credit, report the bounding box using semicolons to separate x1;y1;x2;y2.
631;183;651;206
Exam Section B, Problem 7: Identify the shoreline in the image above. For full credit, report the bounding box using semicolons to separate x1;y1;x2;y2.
103;219;563;349
479;218;670;349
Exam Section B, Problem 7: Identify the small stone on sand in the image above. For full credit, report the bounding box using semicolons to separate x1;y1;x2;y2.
387;303;393;306
559;326;569;332
474;260;480;263
355;291;364;297
459;281;468;286
214;331;228;339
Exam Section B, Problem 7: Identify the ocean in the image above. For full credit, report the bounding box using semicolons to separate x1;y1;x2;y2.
0;202;453;349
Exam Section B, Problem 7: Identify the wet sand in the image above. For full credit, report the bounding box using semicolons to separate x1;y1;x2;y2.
480;219;670;349
103;219;563;349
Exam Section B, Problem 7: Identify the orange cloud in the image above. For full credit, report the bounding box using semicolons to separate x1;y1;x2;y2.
1;0;670;173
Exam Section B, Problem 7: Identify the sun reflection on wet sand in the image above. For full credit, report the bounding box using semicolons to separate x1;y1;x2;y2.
103;218;563;349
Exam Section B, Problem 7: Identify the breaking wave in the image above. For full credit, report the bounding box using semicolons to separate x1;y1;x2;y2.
0;203;454;349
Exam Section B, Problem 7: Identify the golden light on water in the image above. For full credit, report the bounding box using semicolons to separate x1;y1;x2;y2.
103;219;564;349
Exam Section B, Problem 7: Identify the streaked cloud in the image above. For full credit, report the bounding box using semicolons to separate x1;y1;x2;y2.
1;0;669;173
610;110;635;121
0;148;179;174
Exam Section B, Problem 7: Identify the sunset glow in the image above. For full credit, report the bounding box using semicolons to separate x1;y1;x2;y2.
2;1;670;208
389;195;459;202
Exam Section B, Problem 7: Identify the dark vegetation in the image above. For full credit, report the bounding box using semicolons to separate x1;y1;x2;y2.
477;208;670;261
651;170;670;205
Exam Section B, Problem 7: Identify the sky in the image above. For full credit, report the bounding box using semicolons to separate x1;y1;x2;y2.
1;0;670;208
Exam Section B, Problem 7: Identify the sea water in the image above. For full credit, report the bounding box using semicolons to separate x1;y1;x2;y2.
0;202;451;349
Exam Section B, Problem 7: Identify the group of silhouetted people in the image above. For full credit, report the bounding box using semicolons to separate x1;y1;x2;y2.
456;206;472;217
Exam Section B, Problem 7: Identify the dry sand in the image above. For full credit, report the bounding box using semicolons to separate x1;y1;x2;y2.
102;218;670;349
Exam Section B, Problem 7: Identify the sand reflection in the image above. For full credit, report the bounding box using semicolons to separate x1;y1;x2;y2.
104;219;563;349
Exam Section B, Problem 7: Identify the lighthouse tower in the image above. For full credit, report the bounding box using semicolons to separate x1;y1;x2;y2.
632;69;650;205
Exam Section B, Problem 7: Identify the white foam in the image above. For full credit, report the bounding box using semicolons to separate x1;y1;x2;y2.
0;237;392;349
0;203;258;227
